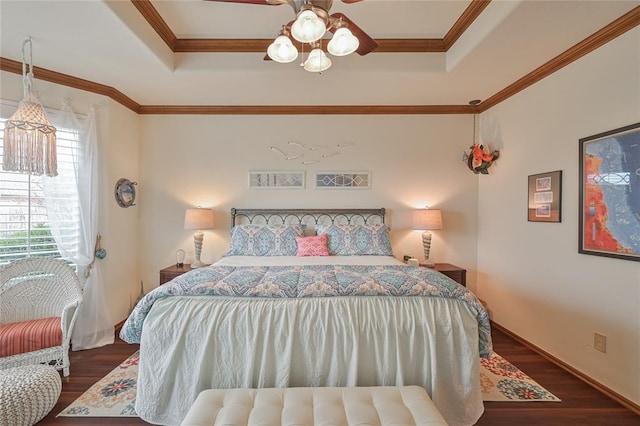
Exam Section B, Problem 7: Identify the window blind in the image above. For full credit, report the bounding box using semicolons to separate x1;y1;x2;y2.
0;110;81;265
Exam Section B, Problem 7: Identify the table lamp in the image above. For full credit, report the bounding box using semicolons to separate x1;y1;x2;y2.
413;208;443;268
184;208;215;268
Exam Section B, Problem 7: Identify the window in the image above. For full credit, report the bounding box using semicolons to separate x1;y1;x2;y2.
0;103;81;265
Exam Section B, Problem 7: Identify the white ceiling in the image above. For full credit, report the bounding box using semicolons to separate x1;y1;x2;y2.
0;0;637;107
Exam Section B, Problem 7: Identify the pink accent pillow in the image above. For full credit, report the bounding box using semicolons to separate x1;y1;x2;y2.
296;234;330;257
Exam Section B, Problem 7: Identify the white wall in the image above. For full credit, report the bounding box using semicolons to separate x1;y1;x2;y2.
477;27;640;404
138;114;480;294
0;72;141;326
97;99;141;321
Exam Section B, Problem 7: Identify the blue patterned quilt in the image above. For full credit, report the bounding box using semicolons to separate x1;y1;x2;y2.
120;264;492;357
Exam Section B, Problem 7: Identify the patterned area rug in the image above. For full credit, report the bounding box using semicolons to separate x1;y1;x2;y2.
480;352;560;402
58;350;559;418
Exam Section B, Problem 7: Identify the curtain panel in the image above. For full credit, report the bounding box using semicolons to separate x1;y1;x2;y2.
44;102;114;350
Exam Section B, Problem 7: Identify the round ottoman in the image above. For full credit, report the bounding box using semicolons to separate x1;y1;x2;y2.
0;365;62;426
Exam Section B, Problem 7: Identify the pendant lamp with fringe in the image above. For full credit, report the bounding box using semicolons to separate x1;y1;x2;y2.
3;37;57;177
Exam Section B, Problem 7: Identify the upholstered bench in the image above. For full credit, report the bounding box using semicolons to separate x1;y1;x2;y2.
180;386;448;426
0;364;62;426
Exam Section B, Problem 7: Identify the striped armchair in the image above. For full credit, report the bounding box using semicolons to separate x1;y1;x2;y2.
0;257;83;377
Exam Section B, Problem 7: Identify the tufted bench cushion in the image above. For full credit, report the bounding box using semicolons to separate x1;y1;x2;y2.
0;317;62;357
180;386;448;426
0;364;62;426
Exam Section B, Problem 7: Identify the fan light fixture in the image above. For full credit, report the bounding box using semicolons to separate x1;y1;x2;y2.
291;8;326;43
267;26;299;63
2;37;58;177
303;45;332;72
266;2;360;73
327;26;359;56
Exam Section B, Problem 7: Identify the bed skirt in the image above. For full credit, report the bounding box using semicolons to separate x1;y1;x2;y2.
136;295;483;426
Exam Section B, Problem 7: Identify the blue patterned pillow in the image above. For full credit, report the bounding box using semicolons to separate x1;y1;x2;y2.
225;224;304;256
316;223;393;256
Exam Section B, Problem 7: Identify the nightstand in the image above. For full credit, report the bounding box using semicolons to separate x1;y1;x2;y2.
159;264;193;285
420;263;466;287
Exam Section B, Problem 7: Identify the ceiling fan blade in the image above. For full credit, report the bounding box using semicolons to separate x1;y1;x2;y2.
329;13;378;55
202;0;280;5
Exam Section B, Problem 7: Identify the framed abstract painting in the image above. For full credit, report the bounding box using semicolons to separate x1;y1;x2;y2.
579;122;640;261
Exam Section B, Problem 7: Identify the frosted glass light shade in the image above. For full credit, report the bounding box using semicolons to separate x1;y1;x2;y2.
291;10;326;43
267;35;298;63
184;208;215;230
304;48;332;72
413;209;443;230
327;27;359;56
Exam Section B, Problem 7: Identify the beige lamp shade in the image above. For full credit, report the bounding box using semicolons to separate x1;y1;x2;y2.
413;209;443;230
184;208;215;230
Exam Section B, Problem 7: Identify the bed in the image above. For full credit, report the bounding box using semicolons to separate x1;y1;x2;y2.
120;208;492;426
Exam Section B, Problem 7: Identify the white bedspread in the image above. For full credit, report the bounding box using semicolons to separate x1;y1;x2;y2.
134;256;485;426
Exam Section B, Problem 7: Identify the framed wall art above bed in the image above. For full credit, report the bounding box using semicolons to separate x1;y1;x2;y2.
314;171;371;189
248;171;305;189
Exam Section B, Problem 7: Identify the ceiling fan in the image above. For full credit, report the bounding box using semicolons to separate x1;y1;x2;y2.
204;0;379;72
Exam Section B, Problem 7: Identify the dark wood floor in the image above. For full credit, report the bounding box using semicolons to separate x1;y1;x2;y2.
38;326;639;425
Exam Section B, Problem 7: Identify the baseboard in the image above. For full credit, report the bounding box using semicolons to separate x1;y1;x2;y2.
491;321;640;416
114;319;126;333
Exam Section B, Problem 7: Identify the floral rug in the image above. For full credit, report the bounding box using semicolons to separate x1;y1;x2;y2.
58;351;139;417
480;352;560;402
58;350;559;418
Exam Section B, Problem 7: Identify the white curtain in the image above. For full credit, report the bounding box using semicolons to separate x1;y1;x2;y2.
44;101;114;350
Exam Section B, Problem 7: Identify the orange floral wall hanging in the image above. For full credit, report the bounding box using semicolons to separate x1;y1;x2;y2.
463;143;500;175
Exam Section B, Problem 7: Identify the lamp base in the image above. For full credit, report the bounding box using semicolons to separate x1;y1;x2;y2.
190;260;209;269
421;231;435;268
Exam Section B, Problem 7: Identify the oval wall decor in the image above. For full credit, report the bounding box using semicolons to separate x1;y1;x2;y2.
114;178;137;208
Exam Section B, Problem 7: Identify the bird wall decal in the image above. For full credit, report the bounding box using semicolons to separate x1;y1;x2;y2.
270;141;356;164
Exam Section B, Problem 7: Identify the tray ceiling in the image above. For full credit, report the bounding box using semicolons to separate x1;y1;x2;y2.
0;0;638;109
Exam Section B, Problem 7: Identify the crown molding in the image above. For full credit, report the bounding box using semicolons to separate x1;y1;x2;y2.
173;38;447;53
137;105;476;115
131;0;176;50
443;0;492;49
0;57;141;113
133;0;488;54
479;6;640;112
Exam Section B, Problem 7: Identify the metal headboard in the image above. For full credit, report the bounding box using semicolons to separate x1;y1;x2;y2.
231;208;386;229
